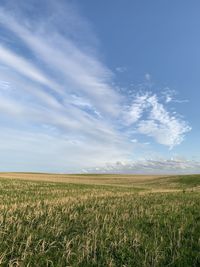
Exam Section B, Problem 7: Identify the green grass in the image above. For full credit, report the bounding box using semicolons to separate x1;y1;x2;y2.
170;174;200;187
0;174;200;266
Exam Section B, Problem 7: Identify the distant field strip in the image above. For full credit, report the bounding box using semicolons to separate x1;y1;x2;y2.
0;172;166;185
0;174;200;266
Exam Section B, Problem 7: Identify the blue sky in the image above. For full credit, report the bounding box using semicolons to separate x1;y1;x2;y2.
0;0;199;173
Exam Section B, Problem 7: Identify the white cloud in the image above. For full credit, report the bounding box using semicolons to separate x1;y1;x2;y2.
145;73;151;81
0;128;132;172
162;88;189;104
0;4;128;163
0;45;59;91
89;159;200;174
131;139;138;143
0;9;120;116
116;66;127;73
124;93;149;124
125;93;191;149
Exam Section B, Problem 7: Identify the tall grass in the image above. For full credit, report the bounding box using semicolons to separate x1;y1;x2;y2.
0;176;200;266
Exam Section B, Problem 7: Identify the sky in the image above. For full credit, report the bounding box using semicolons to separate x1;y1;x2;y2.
0;0;199;173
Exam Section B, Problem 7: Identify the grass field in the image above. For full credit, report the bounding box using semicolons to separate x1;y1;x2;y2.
0;173;200;266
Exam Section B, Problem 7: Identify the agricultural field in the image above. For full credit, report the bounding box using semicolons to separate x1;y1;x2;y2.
0;173;200;266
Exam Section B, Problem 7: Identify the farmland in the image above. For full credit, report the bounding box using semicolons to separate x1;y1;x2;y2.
0;173;200;266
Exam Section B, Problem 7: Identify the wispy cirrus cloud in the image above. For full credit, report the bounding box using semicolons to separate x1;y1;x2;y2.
0;1;132;171
0;8;120;115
